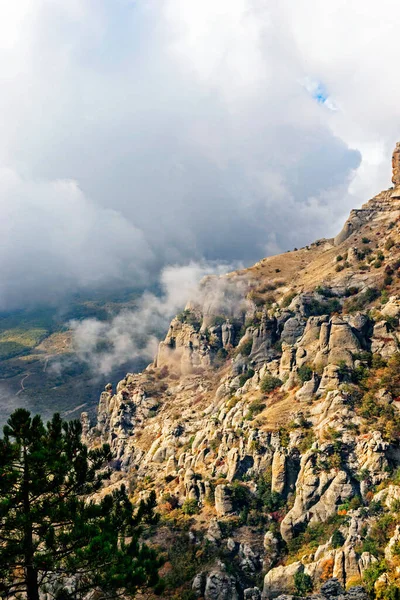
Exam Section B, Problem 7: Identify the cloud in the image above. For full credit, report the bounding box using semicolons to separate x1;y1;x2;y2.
0;168;154;309
0;1;399;308
70;261;242;375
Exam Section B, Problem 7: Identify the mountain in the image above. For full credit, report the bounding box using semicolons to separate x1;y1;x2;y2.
83;146;400;599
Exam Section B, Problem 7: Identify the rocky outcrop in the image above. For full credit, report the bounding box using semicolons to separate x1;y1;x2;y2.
85;144;400;600
392;141;400;187
215;485;234;516
192;564;239;600
263;561;303;597
281;455;356;542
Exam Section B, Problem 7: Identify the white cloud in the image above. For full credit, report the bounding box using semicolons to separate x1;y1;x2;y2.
0;0;398;307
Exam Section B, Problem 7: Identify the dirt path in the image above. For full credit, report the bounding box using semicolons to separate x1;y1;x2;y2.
62;403;87;417
16;373;31;396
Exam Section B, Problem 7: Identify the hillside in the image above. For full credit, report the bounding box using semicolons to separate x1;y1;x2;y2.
0;289;149;426
83;145;400;599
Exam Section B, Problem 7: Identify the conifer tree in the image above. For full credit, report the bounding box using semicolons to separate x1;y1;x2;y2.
0;408;163;599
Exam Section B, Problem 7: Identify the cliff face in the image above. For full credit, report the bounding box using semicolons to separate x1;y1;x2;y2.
84;147;400;599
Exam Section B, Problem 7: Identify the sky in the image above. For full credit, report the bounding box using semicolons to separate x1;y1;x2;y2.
0;0;399;310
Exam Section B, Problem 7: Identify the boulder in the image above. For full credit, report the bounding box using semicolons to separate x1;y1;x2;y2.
392;141;400;187
320;578;344;597
244;588;262;599
263;562;303;598
204;567;239;600
316;365;341;397
215;485;234;516
281;317;305;345
271;450;287;495
296;374;319;402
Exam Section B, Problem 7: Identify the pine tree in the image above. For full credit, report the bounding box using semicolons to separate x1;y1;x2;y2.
0;408;163;599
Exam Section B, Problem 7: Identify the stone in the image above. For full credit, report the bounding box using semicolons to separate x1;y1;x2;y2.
281;317;305;345
392;141;400;187
346;586;369;600
263;562;304;598
206;518;222;543
250;316;279;364
316;364;341;397
373;484;400;510
222;321;235;348
320;578;344;597
271;450;287;495
239;542;260;574
244;588;261;599
385;524;400;561
296;373;319;402
215;485;234;516
193;572;206;597
204;568;239;600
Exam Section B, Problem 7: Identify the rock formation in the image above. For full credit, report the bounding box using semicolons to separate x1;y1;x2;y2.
84;145;400;599
392;141;400;187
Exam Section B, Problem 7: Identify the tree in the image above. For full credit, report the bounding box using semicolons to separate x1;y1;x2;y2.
0;409;163;599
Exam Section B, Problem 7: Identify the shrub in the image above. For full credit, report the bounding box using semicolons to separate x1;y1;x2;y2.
298;364;313;383
372;353;387;369
238;368;255;388
384;275;393;286
238;338;253;356
282;291;297;308
385;238;395;251
246;399;266;420
294;572;313;594
345;287;380;312
315;286;334;297
362;237;371;244
215;348;228;363
320;558;334;582
260;375;282;393
331;529;345;548
181;499;199;515
176;309;201;330
307;298;341;316
363;561;388;595
336;255;344;262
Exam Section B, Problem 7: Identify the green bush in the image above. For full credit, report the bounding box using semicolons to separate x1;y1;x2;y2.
345;287;380;312
306;298;341;316
246;399;266;420
238;368;255;388
238;338;253;356
181;499;199;515
294;572;313;594
176;310;201;330
385;238;395;250
260;375;282;393
363;561;388;595
331;529;345;548
297;364;313;383
281;291;297;308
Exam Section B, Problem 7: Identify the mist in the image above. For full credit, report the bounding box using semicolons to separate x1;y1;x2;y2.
70;261;242;375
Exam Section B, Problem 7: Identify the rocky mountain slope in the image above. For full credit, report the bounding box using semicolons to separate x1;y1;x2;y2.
83;145;400;599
